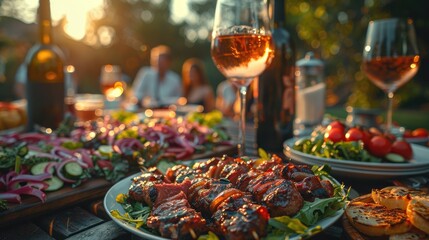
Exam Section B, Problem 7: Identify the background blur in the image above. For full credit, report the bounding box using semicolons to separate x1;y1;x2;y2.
0;0;428;123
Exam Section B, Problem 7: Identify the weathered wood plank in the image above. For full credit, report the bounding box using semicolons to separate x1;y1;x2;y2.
35;207;103;239
0;178;112;227
65;221;129;240
83;199;110;220
0;222;55;240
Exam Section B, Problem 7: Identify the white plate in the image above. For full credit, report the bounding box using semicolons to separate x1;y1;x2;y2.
405;136;429;145
284;138;429;178
323;165;429;179
104;172;344;240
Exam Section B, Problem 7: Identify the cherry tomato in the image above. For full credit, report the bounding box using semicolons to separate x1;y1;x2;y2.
327;120;345;132
367;135;392;158
384;133;397;142
411;128;429;138
403;130;413;138
390;140;413;160
362;129;373;146
345;128;364;142
324;127;345;143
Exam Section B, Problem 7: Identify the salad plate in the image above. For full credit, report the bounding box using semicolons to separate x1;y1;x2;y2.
104;166;345;240
284;138;429;177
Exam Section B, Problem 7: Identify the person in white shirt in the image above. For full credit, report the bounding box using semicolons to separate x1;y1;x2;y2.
132;45;182;108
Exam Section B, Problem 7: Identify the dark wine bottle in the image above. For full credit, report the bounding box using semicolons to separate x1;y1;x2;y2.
25;0;65;131
256;0;296;152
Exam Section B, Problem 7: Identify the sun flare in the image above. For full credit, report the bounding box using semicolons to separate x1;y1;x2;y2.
49;0;104;40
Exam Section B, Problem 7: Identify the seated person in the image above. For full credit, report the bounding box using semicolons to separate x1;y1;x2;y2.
181;58;215;112
132;45;182;108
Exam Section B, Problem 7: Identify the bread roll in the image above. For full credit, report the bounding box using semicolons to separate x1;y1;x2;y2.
372;186;426;210
406;197;429;234
345;201;412;236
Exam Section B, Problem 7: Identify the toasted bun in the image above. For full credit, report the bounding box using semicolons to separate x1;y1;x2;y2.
345;201;412;236
372;186;427;210
406;197;429;234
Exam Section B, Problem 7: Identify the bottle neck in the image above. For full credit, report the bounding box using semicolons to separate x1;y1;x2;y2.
38;0;53;45
273;0;286;28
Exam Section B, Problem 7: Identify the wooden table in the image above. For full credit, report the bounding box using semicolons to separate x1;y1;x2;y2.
1;119;428;240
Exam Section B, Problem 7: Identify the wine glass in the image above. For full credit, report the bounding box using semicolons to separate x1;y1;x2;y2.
211;0;274;156
100;64;126;101
362;18;420;134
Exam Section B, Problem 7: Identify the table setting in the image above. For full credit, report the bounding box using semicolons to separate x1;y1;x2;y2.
1;0;429;239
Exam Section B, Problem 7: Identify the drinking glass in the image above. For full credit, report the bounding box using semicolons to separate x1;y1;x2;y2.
362;18;420;133
100;64;126;101
211;0;274;155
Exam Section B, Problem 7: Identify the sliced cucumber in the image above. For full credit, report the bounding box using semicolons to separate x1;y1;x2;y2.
385;153;406;163
98;145;114;157
64;162;83;179
44;176;64;191
31;162;54;175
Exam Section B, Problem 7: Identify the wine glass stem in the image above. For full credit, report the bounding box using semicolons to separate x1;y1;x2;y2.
238;85;247;156
386;91;394;134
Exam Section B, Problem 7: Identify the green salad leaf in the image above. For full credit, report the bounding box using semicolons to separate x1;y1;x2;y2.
197;231;220;240
112;193;151;229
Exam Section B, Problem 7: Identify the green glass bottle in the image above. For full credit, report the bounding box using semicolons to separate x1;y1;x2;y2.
25;0;65;131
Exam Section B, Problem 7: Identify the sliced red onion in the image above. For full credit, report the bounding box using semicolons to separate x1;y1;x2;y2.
175;136;194;154
75;149;93;168
114;138;143;154
9;185;46;203
26;182;49;191
44;162;58;174
0;192;21;203
51;146;75;160
55;160;77;183
0;135;17;146
7;172;52;189
18;133;49;144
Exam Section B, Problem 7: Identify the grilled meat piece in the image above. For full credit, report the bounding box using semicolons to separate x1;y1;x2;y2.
188;178;233;216
193;157;221;174
187;177;269;240
243;171;304;217
147;191;207;240
166;165;198;183
261;179;304;217
212;194;269;240
128;172;164;204
128;172;191;207
219;162;251;185
272;163;314;181
295;176;332;202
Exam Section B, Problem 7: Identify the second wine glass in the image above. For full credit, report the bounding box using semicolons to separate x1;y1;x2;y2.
211;0;274;156
362;18;420;134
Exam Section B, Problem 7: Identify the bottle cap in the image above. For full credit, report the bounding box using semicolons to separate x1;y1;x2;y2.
296;52;323;67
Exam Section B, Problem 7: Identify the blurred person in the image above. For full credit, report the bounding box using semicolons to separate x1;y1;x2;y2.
182;58;215;112
216;80;238;118
132;45;182;108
